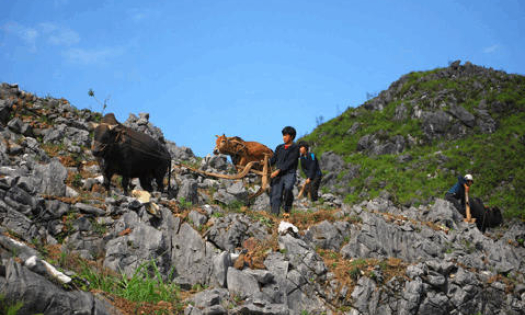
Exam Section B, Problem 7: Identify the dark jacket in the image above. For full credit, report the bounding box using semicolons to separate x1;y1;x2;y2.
300;153;322;180
270;143;300;175
447;175;467;204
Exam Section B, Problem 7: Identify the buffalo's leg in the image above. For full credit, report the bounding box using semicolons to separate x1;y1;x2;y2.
153;166;168;193
154;172;165;193
103;169;114;193
139;176;154;192
122;176;130;195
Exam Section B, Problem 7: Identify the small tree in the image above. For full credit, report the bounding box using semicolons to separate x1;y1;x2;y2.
88;89;110;115
315;115;324;127
366;91;378;100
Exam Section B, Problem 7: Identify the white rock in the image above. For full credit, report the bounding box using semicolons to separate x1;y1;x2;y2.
278;221;299;235
25;255;72;284
66;186;79;198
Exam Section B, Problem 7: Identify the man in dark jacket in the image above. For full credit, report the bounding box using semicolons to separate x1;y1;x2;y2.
298;141;322;201
445;174;474;215
270;126;300;215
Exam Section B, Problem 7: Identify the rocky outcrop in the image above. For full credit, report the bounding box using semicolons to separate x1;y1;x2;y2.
357;134;407;156
0;259;120;315
1;82;525;315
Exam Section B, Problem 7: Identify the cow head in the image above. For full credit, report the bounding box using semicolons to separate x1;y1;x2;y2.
214;134;228;155
91;113;120;157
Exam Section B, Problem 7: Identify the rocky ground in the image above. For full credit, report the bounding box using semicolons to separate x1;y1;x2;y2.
1;82;525;314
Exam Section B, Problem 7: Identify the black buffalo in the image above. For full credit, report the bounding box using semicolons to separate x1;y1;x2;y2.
469;197;503;232
455;197;503;232
91;113;171;195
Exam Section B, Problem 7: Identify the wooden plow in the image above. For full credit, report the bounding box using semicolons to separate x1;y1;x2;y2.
464;188;476;224
176;154;271;201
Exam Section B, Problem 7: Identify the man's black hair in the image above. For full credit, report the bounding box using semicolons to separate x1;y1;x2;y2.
297;141;309;150
282;126;297;139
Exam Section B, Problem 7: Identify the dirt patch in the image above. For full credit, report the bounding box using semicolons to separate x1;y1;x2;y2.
104;293;183;315
235;235;279;270
372;210;450;233
60;156;80;168
317;249;409;303
41;143;66;159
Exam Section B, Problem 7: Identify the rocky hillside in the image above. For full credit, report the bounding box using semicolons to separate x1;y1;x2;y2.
302;60;525;220
0;81;525;315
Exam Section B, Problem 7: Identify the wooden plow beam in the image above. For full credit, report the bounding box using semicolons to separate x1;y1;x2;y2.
297;182;307;199
464;188;476;224
177;154;271;201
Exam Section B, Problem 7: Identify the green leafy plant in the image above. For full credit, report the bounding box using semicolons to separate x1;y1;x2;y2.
212;212;224;218
178;197;192;210
78;259;181;306
72;173;83;188
30;238;49;258
226;200;245;212
0;294;24;315
348;267;361;282
91;219;107;236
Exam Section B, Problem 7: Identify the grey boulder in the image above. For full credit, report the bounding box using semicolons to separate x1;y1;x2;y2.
0;259;115;315
33;158;68;196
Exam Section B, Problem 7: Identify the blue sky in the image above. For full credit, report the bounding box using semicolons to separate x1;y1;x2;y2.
1;0;524;157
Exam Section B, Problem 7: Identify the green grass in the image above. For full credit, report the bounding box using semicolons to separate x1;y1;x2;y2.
0;295;24;315
225;200;246;212
299;64;525;220
348;258;367;281
178;197;193;210
77;259;182;307
72;173;83;188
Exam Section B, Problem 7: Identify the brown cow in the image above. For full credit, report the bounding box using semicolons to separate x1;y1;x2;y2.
213;134;273;170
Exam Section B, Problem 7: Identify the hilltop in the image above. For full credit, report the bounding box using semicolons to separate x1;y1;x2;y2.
0;69;524;315
301;60;525;220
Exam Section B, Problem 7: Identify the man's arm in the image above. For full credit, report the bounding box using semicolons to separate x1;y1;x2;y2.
270;146;279;166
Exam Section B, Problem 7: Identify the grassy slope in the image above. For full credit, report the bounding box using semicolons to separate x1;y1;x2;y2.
301;67;525;220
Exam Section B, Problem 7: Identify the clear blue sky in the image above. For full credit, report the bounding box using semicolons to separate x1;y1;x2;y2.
1;0;524;157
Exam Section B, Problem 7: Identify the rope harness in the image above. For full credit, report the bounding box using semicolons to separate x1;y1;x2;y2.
215;136;248;157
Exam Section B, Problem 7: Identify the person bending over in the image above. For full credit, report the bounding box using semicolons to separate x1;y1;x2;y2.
445;173;474;216
298;141;322;201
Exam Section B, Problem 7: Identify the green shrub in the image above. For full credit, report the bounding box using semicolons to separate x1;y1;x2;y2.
0;295;24;315
178;197;192;210
78;259;181;306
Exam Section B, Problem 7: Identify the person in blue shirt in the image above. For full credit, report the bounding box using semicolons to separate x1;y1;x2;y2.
445;174;474;215
297;141;322;202
269;126;300;215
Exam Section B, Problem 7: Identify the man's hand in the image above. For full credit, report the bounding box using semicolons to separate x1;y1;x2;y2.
271;169;280;179
306;178;311;184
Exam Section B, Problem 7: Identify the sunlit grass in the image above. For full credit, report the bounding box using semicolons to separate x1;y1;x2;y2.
299;65;525;220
